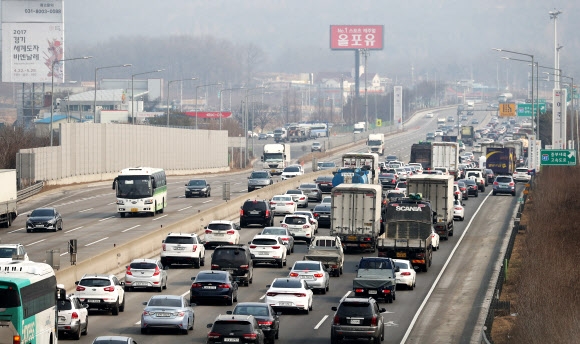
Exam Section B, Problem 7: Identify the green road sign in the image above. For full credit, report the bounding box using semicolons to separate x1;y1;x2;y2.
540;149;577;166
517;103;546;117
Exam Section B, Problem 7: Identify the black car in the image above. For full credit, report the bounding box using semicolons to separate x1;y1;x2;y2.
240;199;274;227
207;314;264;344
184;179;211;198
456;181;469;200
210;245;254;286
228;302;280;343
314;175;334;193
190;270;238;305
331;297;385;344
459;179;479;197
26;207;63;232
312;204;331;228
378;173;397;189
485;168;495;184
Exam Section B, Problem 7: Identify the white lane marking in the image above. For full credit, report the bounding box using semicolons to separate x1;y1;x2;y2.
202;200;213;204
65;226;83;234
26;239;46;246
122;225;141;233
178;206;192;212
401;191;491;343
314;315;328;330
99;216;115;222
259;294;266;300
135;320;141;325
385;321;399;327
234;182;241;185
107;202;116;205
79;208;93;213
181;290;189;298
152;215;168;221
342;291;351;300
8;227;24;233
85;237;109;246
60;252;69;257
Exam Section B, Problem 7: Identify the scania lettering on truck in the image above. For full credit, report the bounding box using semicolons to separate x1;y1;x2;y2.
406;175;455;240
367;133;385;156
262;143;291;175
0;169;17;228
431;142;459;180
331;184;382;253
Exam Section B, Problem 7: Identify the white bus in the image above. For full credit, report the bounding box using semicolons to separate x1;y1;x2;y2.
0;261;64;344
113;167;167;217
309;123;328;138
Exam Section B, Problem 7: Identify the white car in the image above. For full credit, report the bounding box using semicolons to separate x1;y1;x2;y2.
265;277;313;314
58;295;89;339
248;234;287;268
425;112;434;118
395;168;408;180
453;199;465;221
435;130;443;137
431;229;440;251
281;214;315;245
513;167;531;183
161;232;206;268
294;210;319;234
75;274;126;315
285;189;309;208
288;260;330;294
270;195;297;215
407;163;423;174
281;165;304;180
0;243;29;262
320;196;332;204
392;259;417;290
395;181;407;195
260;227;295;254
203;220;241;248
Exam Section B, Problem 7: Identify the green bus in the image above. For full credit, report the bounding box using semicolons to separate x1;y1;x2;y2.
113;167;168;217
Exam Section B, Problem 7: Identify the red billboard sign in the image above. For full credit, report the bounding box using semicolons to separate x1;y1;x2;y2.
184;111;232;119
330;25;384;50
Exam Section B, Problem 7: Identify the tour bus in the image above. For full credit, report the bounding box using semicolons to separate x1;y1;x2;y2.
309;123;329;138
0;261;65;344
113;167;167;217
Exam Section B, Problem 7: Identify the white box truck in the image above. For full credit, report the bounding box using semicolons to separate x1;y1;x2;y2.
261;143;291;175
330;184;382;253
367;133;385;156
353;122;366;134
0;170;18;228
432;142;460;180
406;175;454;240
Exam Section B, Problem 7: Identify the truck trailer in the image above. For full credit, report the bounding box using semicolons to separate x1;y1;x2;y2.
486;147;516;176
431;142;460;180
410;142;432;170
0;169;18;228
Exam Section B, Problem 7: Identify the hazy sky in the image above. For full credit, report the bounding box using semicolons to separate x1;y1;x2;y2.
59;1;580;83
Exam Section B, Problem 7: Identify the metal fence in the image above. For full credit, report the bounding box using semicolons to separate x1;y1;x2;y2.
16;181;43;202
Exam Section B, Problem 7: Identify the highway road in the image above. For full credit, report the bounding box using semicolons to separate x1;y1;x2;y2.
2;106;518;343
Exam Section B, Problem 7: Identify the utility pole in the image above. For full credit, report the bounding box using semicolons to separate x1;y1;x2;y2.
549;9;562;89
361;49;370;130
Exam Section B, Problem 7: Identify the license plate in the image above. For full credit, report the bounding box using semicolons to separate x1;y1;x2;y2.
278;301;293;306
213;233;224;237
347;235;357;241
174;247;185;250
350;319;361;325
368;290;377;295
35;224;44;228
271;169;277;173
346;243;359;247
204;286;217;289
224;338;240;343
320;215;329;218
134;282;147;286
156;312;171;317
250;210;260;215
87;299;100;303
277;203;285;206
396;252;407;258
300;275;313;279
131;208;138;212
258;251;269;255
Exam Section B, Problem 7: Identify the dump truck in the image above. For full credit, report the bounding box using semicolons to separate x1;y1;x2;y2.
0;169;18;228
410;142;432;170
303;235;344;277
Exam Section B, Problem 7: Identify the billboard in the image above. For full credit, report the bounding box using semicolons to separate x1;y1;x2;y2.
2;0;63;23
330;25;384;50
394;86;403;130
185;111;232;119
552;89;567;149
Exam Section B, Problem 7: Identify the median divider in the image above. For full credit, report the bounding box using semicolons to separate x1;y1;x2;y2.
55;169;330;291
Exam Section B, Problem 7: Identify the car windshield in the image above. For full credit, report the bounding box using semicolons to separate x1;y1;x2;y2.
252;238;278;246
212;321;252;333
314;205;331;212
394;261;410;269
316;176;333;182
187;180;206;186
165;236;196;244
234;305;269;317
271;279;302;288
262;227;286;235
57;299;73;311
286;190;301;195
461;179;476;185
250;172;269;179
213;249;248;263
129;262;157;269
147;298;182;308
284;166;300;173
359;259;393;269
0;248;17;258
116;176;152;199
293;262;321;270
272;196;291;202
320;162;335;167
337;302;372;316
79;278;111;287
284;217;307;225
294;212;313;219
31;209;54;217
496;177;512;183
195;272;228;283
208;223;233;230
244;201;267;211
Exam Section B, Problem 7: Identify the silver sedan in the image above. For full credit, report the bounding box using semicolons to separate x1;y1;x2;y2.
260;227;295;254
288;260;330;294
141;295;195;335
285;189;309;208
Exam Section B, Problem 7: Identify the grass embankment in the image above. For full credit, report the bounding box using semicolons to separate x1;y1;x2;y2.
492;166;580;343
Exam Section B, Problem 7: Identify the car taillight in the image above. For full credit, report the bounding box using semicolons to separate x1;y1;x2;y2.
125;267;132;276
355;288;364;293
371;315;378;326
258;320;273;326
192;245;197;252
302;225;309;229
509;182;515;186
281;224;288;228
227;230;235;235
401;272;411;276
270;201;276;205
294;293;306;297
71;312;79;319
240;265;249;270
266;292;278;296
76;286;85;291
153;267;160;276
299;197;306;200
286;202;294;205
208;332;221;339
191;283;202;288
104;286;115;292
289;272;299;277
211;264;220;269
218;284;231;289
272;245;280;249
281;237;289;241
205;229;212;234
243;333;258;340
333;316;340;325
265;210;270;217
454;207;462;210
240;209;244;216
313;273;323;278
250;245;257;249
493;182;499;186
162;244;166;251
313;213;319;218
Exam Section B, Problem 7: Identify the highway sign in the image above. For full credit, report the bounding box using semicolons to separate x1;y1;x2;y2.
540;149;577;166
517;103;546;117
499;103;516;117
525;99;546;104
376;118;382;127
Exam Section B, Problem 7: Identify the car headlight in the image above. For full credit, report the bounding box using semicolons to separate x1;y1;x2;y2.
144;199;154;204
117;200;124;205
201;188;207;192
47;219;56;224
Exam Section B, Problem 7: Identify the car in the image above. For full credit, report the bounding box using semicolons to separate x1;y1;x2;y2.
206;314;265;344
298;183;323;202
124;258;168;292
280;214;315;244
204;220;241;248
330;297;385;344
75;274;125;315
425;112;434;118
435;130;443;137
269;195;297;216
395;168;408;181
0;243;29;262
431;228;440;251
459;178;478;197
260;226;295;254
312;204;331;228
280;165;304;180
258;133;268;140
453;184;461;200
426;132;435;141
266;132;274;138
433;167;449;175
248;170;274;192
395;181;407;194
471;119;479;124
408;163;423;174
227;302;280;343
456;180;468;200
485;168;495;184
288;260;330;294
248;235;287;268
385;154;399;162
493;175;516;196
311;141;323;152
26;207;63;232
447;116;454;122
284;189;308;208
422;169;443;175
190;270;239;305
392;259;417;290
513;167;532;183
320;195;332;204
385;191;406;201
453;199;465;221
403;166;415;177
184;179;211;198
141;295;195;334
240;199;274;227
265;278;313;314
314;175;334;193
317;161;337;171
57;295;89;339
91;336;137;344
161;232;206;268
354;257;397;302
378;173;398;189
210;245;254;286
294;210;319;234
465;170;486;191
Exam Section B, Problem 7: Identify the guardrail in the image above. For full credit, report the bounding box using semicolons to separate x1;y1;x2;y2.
17;182;43;202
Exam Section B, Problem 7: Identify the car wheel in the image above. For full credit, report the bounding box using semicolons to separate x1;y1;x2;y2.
140;328;147;335
119;295;125;312
157;284;163;293
120;212;126;218
73;326;81;340
461;216;464;221
52;226;57;232
82;317;88;336
247;188;253;192
277;259;283;268
291;245;294;253
226;296;233;306
163;278;167;290
433;245;437;251
493;191;496;196
233;291;238;303
193;258;200;269
112;300;120;315
200;257;205;266
512;192;516;196
320;287;326;295
181;327;188;335
27;228;31;233
283;258;287;267
326;283;330;292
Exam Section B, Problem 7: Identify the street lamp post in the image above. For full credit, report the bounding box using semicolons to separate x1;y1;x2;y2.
50;56;93;146
166;77;197;127
195;83;223;130
243;86;266;166
543;70;575;149
94;64;132;123
131;69;164;125
219;87;245;130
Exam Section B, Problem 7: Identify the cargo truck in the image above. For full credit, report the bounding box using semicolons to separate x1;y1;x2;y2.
378;194;433;272
503;140;523;160
410;142;432;170
461;126;475;145
432;142;460;180
303;235;344;277
353;122;366;134
273;127;287;143
481;141;504;157
0;170;18;228
261;143;291;175
486;147;516;176
330;184;382;253
406;175;454;240
341;152;380;184
367;133;385;156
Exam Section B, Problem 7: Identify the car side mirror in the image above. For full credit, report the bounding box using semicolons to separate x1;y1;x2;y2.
331;306;338;311
184;184;188;186
75;281;79;285
288;267;292;270
207;184;210;187
266;285;271;288
161;240;165;243
119;282;125;286
395;267;400;272
27;214;30;217
142;301;148;306
207;324;213;329
247;177;250;179
248;242;252;244
191;277;196;281
226;311;233;314
380;308;387;313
